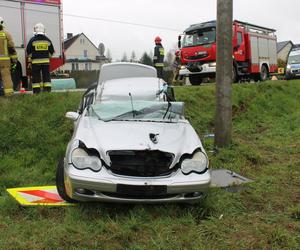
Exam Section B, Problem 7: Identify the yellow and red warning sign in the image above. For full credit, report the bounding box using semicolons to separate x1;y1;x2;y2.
7;186;73;206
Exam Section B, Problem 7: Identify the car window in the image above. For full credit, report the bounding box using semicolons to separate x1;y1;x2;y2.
88;101;184;122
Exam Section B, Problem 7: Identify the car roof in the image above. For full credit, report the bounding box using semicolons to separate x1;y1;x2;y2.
98;62;157;84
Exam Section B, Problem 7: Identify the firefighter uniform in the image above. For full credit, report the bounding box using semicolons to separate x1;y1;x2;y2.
0;28;17;96
26;31;54;93
153;37;165;79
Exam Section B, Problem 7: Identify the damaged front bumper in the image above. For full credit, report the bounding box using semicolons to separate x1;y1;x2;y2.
64;160;211;203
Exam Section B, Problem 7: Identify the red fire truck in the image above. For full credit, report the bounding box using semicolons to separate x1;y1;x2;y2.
0;0;64;89
178;20;278;85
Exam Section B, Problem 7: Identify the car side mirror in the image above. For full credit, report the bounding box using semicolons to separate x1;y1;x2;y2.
178;35;182;48
66;111;79;121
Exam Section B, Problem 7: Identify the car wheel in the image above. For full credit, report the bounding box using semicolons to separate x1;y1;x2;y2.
189;75;203;85
56;157;77;203
260;65;269;82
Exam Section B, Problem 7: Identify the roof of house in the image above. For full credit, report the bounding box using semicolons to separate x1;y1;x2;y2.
64;33;81;50
63;33;99;51
277;41;293;53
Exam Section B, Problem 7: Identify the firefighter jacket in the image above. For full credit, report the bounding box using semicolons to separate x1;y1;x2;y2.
153;43;165;67
0;29;17;62
26;34;54;65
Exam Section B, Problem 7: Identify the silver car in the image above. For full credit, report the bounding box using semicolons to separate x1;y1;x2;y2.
56;63;211;203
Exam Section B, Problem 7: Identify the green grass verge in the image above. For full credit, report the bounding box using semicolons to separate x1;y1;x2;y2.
0;81;299;249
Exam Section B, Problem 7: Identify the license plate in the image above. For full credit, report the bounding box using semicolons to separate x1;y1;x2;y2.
116;184;167;197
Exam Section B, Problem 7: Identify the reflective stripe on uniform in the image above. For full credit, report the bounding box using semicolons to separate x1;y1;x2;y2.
4;88;14;95
32;58;50;64
43;82;52;88
159;48;165;56
0;32;6;38
33;41;50;51
10;54;18;59
32;83;42;89
155;63;164;67
0;56;10;60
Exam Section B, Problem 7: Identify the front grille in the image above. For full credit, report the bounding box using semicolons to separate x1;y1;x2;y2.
187;53;208;60
108;150;174;177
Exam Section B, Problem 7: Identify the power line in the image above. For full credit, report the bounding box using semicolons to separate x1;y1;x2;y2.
64;13;182;32
0;3;181;32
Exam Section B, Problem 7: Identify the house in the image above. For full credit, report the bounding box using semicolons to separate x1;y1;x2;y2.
277;41;294;62
59;33;108;72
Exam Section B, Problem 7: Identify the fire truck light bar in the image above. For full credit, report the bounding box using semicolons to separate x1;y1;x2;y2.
23;0;61;5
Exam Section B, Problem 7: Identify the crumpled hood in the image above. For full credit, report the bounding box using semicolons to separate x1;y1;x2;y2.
74;117;203;168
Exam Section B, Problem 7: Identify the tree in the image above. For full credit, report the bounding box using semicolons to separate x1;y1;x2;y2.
106;49;112;63
140;52;153;66
121;52;128;62
215;0;233;148
130;51;136;62
165;50;175;68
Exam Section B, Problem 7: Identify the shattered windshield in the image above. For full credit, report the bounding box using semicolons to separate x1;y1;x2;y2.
182;28;216;47
88;101;185;122
288;54;300;64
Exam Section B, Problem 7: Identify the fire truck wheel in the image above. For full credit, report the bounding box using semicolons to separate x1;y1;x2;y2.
56;157;78;203
232;66;238;83
189;75;203;85
260;65;269;82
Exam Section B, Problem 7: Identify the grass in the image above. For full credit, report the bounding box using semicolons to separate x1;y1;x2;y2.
0;80;300;249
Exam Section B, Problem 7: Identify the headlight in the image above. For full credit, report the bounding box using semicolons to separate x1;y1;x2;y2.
286;65;291;70
209;62;216;67
181;151;208;175
72;148;102;172
180;65;186;70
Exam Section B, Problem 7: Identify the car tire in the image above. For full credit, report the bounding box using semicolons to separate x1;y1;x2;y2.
260;65;269;82
56;157;77;203
189;75;203;85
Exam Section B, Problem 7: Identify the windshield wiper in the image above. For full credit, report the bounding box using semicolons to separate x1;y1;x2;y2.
104;110;141;122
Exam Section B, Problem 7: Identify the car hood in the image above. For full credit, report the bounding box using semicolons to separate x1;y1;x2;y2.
74;117;204;168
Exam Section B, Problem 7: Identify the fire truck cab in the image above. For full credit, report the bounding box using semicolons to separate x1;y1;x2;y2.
0;0;64;90
178;20;278;85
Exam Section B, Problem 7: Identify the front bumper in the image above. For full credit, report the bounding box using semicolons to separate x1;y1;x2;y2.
179;62;216;76
64;161;211;203
286;69;300;79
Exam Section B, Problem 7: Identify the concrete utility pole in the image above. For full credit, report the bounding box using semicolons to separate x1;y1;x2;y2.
215;0;233;148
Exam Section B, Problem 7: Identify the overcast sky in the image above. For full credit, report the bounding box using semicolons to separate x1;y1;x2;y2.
63;0;300;60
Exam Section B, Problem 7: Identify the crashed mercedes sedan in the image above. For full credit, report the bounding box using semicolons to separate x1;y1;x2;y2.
56;63;211;203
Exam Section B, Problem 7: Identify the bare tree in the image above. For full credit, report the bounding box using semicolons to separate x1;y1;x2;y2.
121;52;128;62
165;50;175;68
215;0;233;148
130;51;136;62
106;49;112;63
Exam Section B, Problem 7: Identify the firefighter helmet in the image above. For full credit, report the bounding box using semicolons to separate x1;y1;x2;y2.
34;23;45;35
155;36;162;44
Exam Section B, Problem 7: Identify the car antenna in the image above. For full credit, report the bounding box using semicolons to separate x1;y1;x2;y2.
129;92;135;118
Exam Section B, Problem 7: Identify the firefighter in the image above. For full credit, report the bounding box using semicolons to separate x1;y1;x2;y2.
26;23;54;94
153;36;165;78
0;16;18;96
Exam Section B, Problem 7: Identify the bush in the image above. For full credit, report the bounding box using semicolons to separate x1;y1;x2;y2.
68;70;100;88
